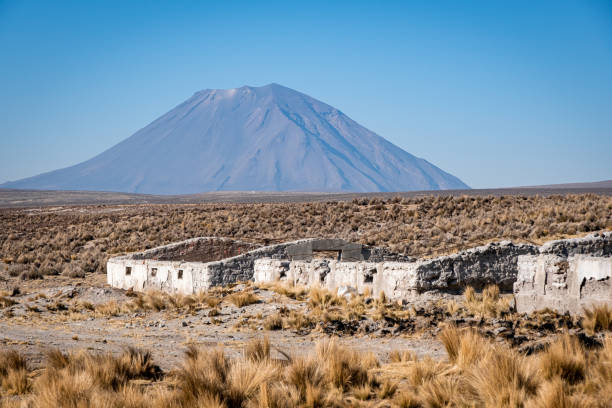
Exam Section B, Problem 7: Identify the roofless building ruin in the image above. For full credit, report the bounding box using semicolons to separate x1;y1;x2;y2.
108;233;612;315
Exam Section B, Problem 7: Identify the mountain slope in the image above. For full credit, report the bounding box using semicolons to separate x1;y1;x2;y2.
2;83;469;193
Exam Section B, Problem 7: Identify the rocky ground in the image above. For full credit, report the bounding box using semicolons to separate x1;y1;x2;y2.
0;270;604;373
0;273;446;371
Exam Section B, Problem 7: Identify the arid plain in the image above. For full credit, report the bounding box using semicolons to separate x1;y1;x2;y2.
1;190;611;407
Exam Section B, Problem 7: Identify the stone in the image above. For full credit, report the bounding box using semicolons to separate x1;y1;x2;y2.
337;285;358;298
514;253;612;314
109;237;411;294
108;232;611;316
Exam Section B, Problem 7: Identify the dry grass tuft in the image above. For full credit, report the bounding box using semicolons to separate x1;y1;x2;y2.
526;378;582;408
308;287;345;309
438;324;489;368
463;284;512;318
0;295;17;308
244;336;271;362
316;338;374;391
582;303;612;335
4;333;612;406
393;390;421;408
538;334;586;385
260;282;309;300
0;350;30;395
466;345;539;406
227;291;260;308
263;313;283;330
389;350;416;364
285;355;325;402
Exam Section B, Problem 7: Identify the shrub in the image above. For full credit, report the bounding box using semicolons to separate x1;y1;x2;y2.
0;350;29;395
582;304;612;335
227;291;260;308
538;334;586;385
62;262;86;278
263;313;283;330
244;337;271;362
20;268;43;280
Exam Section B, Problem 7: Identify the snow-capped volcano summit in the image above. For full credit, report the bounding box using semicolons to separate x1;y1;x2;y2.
2;83;469;193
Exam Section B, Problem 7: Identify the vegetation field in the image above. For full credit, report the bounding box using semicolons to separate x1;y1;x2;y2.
1;194;611;281
0;193;611;407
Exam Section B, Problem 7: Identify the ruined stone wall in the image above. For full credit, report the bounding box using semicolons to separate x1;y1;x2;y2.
514;255;612;314
254;241;538;300
109;233;611;303
253;233;612;307
539;231;612;257
107;240;296;294
362;247;415;263
203;243;294;287
130;237;260;262
106;259;203;294
406;241;538;292
108;238;393;294
513;232;612;314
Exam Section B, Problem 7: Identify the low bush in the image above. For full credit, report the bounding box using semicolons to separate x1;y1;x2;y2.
226;291;260;308
582;303;612;335
2;331;612;406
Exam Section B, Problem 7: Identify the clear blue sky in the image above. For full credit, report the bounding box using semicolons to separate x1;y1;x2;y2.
1;0;611;188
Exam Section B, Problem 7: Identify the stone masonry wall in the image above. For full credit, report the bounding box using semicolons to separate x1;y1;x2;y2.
254;241;538;300
513;231;612;313
109;232;611;306
539;231;612;257
108;237;404;294
514;255;612;314
254;233;612;309
129;237;260;262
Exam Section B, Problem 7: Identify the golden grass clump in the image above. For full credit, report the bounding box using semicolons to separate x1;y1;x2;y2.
466;345;539;406
4;333;612;406
226;291;260;308
30;347;161;407
285;355;326;401
89;289;229;318
0;350;30;395
282;309;315;330
538;333;586;385
308;287;345;309
263;313;283;330
438;325;489;368
389;350;416;364
582;303;612;335
463;284;512;318
244;336;271;362
315;338;377;391
259;282;309;300
0;295;17;308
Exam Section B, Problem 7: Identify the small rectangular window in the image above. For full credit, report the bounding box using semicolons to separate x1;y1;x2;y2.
151;268;157;277
178;270;184;279
125;266;132;276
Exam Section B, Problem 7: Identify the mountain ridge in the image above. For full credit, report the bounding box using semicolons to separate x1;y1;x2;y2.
2;83;469;194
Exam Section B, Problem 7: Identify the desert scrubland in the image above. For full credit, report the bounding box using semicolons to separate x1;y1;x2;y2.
0;193;611;407
1;194;611;279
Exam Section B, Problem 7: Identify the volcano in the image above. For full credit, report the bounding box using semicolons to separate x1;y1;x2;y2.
2;83;469;193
